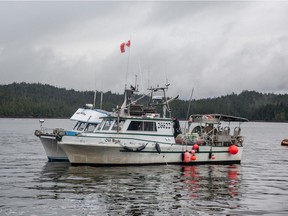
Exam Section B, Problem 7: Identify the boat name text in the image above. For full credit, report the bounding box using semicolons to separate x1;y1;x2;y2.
157;122;171;129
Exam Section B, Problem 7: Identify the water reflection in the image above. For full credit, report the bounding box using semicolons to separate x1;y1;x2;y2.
181;165;241;201
2;120;288;215
36;163;243;215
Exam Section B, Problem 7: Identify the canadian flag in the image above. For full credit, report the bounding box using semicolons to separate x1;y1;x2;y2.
120;40;131;53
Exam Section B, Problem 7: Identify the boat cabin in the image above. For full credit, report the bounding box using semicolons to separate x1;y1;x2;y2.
94;116;174;136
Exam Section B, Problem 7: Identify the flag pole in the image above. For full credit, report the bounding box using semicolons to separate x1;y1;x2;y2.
125;49;130;89
125;36;131;89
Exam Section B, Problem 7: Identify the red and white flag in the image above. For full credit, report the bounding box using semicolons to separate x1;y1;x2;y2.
120;42;125;53
120;40;131;53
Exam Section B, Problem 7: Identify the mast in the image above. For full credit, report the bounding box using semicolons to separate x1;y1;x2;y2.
100;91;103;110
93;90;97;108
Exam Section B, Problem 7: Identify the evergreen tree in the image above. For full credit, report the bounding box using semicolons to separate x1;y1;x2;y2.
1;82;288;121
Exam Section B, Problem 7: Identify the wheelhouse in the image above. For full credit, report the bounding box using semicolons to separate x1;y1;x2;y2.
94;116;173;136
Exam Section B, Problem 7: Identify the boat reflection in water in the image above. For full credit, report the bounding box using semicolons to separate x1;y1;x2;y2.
37;163;242;215
181;165;241;200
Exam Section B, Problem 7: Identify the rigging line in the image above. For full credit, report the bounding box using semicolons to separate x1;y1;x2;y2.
138;61;144;92
164;61;168;86
186;87;194;121
184;87;194;151
148;67;150;89
93;69;97;108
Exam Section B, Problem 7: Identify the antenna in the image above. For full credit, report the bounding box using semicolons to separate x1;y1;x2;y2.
147;66;150;89
135;74;138;90
164;60;169;88
93;90;97;109
138;61;144;92
100;91;103;110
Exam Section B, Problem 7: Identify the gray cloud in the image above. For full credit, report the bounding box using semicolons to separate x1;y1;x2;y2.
0;1;288;100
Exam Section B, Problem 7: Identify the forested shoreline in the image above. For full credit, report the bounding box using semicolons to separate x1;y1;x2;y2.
1;82;288;122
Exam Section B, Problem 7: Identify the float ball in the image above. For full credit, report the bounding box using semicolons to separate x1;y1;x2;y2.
184;151;191;163
191;155;196;161
229;145;238;155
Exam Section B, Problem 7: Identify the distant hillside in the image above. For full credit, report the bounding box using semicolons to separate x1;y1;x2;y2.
0;82;123;118
170;90;288;121
1;82;288;121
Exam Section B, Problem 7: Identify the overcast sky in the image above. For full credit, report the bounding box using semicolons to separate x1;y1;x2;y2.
1;1;288;100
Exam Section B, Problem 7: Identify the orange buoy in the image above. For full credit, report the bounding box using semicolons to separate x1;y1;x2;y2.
191;154;196;161
184;151;191;163
229;145;238;155
193;144;199;150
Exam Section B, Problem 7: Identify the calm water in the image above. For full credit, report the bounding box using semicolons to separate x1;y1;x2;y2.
0;119;288;215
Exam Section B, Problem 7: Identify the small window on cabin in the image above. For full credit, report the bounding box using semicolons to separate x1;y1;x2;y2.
77;122;86;131
73;122;80;130
127;121;157;132
85;123;98;132
102;119;113;131
144;122;157;131
96;121;104;131
111;120;125;131
127;121;142;131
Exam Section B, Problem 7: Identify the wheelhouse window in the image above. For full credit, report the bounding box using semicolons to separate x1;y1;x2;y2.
102;119;113;131
96;119;113;131
96;120;105;131
85;123;98;132
127;121;157;132
111;120;125;131
74;122;86;131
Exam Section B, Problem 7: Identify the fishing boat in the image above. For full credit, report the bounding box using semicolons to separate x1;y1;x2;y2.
34;104;109;162
58;84;248;166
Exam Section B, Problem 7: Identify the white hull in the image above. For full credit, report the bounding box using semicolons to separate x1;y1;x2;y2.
35;107;109;162
60;137;243;165
39;135;68;162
